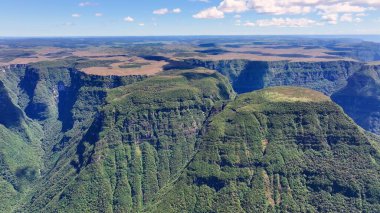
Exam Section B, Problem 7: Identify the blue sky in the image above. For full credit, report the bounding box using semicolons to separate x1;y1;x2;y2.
1;0;380;36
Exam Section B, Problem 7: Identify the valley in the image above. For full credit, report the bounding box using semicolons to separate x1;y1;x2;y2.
1;36;380;212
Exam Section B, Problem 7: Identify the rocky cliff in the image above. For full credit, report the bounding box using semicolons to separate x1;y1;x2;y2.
21;69;235;212
0;64;235;212
332;65;380;134
185;59;362;95
1;63;380;212
0;62;145;212
185;59;380;135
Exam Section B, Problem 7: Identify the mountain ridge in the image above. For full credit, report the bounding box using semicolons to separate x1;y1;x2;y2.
182;59;380;135
150;87;380;212
1;60;380;212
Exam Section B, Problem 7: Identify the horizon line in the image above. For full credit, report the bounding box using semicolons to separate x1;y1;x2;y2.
1;34;380;38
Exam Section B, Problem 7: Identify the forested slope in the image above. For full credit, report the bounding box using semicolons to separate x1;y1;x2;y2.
184;59;380;135
152;87;380;212
1;62;380;212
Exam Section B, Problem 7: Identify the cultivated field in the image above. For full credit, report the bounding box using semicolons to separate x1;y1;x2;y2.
81;56;168;76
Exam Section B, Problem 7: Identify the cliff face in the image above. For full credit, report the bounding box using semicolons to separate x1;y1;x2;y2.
0;78;43;212
1;63;380;212
185;59;362;95
0;65;235;212
25;70;235;213
185;59;380;135
152;87;380;213
0;81;24;128
20;70;234;212
332;65;380;134
0;63;145;212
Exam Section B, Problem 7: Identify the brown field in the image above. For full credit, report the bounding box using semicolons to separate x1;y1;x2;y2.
0;47;169;76
72;47;126;57
0;43;358;70
5;57;51;65
1;55;59;66
184;45;353;62
367;61;380;66
163;43;199;51
81;57;168;76
0;47;71;66
182;52;353;62
228;46;330;56
34;47;68;55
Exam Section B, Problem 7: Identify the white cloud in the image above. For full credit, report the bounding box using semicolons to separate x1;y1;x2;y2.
356;13;367;17
194;0;377;24
193;7;225;19
340;14;363;22
340;13;353;22
234;14;241;19
316;2;368;14
248;0;312;15
153;8;169;15
72;14;81;18
124;16;134;22
153;8;182;15
79;2;98;7
355;17;363;22
243;21;255;27
173;8;182;13
139;23;145;26
218;0;249;13
322;13;338;24
352;0;380;7
254;18;317;27
95;13;103;17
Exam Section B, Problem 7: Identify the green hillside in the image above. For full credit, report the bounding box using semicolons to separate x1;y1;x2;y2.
1;63;380;212
17;68;235;212
151;87;380;212
183;59;380;135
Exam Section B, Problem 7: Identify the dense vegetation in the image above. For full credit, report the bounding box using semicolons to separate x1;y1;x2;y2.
1;64;380;212
0;62;145;212
151;87;380;212
332;65;380;134
0;64;237;212
184;59;380;135
21;69;234;212
1;43;380;212
185;59;362;95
